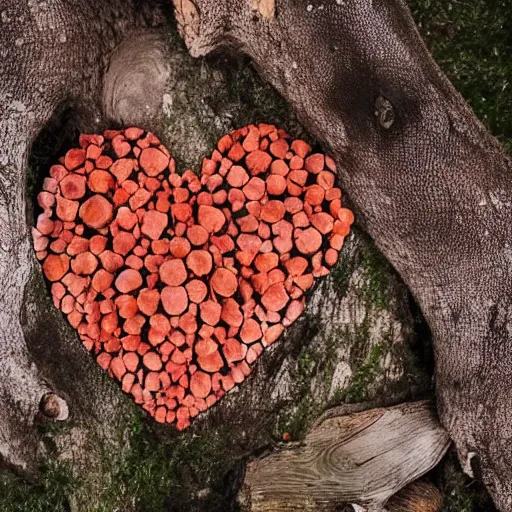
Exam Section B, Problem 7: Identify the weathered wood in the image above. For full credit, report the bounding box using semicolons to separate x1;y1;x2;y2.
240;401;450;511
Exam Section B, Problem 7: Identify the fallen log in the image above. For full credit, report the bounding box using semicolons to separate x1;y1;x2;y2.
239;401;450;511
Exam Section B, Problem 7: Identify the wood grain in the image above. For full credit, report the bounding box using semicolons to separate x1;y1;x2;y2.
240;401;450;510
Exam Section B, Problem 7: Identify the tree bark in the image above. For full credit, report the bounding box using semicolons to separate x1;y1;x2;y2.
0;0;504;508
172;0;512;508
1;3;434;507
0;0;166;477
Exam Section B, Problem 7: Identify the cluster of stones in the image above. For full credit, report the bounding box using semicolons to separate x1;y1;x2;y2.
33;123;353;430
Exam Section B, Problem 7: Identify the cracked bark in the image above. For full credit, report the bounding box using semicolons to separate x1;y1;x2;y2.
0;107;53;469
171;0;512;508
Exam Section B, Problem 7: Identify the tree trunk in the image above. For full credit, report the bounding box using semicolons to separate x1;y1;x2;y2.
0;0;504;509
1;3;434;508
0;0;167;481
172;0;512;507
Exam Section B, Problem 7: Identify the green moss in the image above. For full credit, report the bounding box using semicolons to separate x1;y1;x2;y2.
276;397;319;442
409;0;512;151
442;493;473;512
349;313;372;359
357;243;395;310
0;461;75;512
442;488;494;512
344;341;387;404
438;451;496;511
287;351;322;437
274;313;343;441
90;412;243;512
329;254;353;294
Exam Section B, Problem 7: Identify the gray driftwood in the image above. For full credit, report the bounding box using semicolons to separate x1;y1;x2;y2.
172;0;512;507
239;401;449;511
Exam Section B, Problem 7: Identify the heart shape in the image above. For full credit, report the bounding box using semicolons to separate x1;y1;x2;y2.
33;124;353;429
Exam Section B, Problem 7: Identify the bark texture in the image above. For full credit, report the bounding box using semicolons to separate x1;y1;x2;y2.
172;0;512;508
0;0;167;484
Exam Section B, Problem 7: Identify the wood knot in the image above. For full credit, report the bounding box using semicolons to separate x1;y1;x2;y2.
374;95;395;129
102;31;170;126
250;0;276;18
40;393;69;421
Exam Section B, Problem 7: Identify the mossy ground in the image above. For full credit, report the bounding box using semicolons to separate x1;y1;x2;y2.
409;0;511;151
436;451;496;512
0;462;75;512
3;0;510;510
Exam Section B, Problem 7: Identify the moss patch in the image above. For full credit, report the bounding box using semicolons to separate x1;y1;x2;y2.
81;406;263;512
344;341;387;404
357;243;395;310
0;461;75;512
273;312;327;440
409;0;512;151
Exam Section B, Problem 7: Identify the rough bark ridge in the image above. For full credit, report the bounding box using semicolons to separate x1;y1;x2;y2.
172;0;512;508
0;0;165;474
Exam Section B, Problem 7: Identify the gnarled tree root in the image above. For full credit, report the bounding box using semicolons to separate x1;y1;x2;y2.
172;0;512;507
